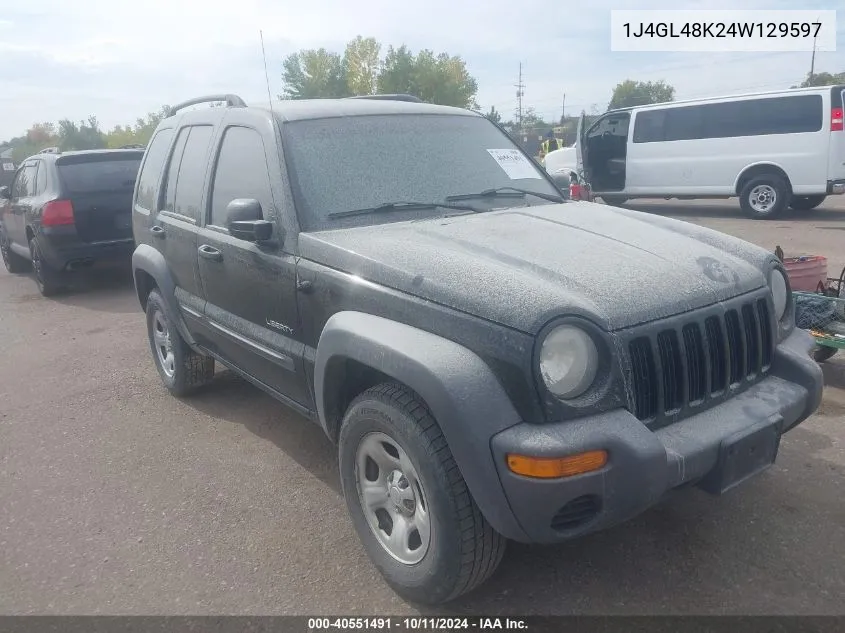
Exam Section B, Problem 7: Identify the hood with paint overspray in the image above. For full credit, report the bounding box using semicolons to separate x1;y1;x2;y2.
299;202;774;333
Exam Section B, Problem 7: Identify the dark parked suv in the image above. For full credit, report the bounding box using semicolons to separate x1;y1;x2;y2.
0;148;144;295
131;93;823;604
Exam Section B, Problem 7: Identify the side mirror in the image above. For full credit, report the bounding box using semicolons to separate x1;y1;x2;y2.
225;198;273;242
0;186;10;200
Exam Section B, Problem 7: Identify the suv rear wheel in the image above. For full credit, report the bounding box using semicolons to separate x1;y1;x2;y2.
28;237;64;296
145;289;215;396
338;383;506;604
1;234;31;273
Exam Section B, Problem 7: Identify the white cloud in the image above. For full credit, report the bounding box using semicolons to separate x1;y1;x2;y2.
0;0;843;139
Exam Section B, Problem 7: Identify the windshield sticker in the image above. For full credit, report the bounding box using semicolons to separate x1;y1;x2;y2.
486;149;542;180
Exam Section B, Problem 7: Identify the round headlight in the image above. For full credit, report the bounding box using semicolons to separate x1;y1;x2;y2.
770;269;788;321
539;325;599;399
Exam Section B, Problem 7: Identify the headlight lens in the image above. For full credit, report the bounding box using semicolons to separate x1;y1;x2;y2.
539;325;599;399
770;269;788;321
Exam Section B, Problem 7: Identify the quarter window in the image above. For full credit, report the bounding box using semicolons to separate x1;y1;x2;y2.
135;129;174;211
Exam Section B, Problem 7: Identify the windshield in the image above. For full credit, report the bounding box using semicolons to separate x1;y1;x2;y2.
57;156;142;195
283;114;561;230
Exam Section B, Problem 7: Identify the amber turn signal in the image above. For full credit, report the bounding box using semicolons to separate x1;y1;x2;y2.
506;450;608;479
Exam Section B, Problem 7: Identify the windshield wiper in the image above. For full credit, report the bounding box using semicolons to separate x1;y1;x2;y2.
446;186;564;203
328;200;480;220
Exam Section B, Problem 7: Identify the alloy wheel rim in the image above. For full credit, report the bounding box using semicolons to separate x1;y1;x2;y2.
152;309;176;378
749;184;777;213
355;431;431;565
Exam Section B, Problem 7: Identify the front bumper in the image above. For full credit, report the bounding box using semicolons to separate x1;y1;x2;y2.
490;327;823;544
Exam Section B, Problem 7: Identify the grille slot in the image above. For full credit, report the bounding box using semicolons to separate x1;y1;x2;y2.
629;337;658;421
725;309;744;385
758;299;773;369
742;304;761;376
705;316;727;393
657;331;683;412
628;295;773;424
683;324;706;403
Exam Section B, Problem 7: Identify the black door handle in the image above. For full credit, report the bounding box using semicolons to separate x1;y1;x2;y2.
198;244;223;262
149;225;165;238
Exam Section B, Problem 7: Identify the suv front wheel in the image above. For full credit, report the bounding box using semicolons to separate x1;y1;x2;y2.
145;289;215;396
338;383;506;604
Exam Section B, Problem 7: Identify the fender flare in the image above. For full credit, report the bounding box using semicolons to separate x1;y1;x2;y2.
131;243;198;348
733;161;792;195
314;311;528;540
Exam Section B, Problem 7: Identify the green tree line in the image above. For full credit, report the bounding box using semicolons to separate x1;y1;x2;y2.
1;107;171;164
280;36;479;109
2;52;842;163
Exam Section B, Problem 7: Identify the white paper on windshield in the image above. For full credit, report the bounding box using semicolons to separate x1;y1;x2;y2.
486;149;542;180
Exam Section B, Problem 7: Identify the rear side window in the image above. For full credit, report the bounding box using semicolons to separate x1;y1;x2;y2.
209;127;273;228
664;106;705;141
161;125;214;221
57;156;142;195
136;129;174;211
173;126;214;221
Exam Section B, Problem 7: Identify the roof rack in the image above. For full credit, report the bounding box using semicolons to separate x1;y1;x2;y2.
119;144;146;149
168;94;247;117
345;94;423;103
37;147;60;154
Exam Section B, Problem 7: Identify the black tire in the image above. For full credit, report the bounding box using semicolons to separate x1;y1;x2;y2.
601;195;627;206
145;289;214;396
1;234;31;273
28;237;64;296
738;174;790;219
338;383;506;604
789;195;826;211
813;345;838;363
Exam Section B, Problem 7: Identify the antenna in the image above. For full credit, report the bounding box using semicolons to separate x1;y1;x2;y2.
809;31;817;79
260;30;276;117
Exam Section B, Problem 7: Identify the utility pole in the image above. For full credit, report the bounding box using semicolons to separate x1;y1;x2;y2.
561;93;566;124
514;63;525;133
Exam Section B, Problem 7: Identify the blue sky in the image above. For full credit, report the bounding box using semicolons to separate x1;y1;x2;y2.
0;0;843;141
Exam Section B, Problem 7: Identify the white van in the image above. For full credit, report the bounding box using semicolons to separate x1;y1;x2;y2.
575;85;845;218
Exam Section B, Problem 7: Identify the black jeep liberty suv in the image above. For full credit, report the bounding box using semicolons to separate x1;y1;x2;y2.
131;93;823;604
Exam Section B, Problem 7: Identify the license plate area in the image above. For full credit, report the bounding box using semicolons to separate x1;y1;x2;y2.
699;421;781;494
